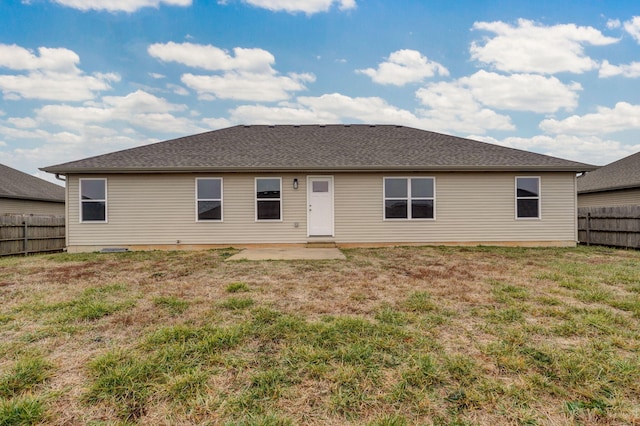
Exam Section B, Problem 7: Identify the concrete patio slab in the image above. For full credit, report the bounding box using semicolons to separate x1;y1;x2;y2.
226;247;346;261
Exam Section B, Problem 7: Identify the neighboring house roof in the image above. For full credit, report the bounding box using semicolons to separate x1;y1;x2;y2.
577;151;640;194
42;125;595;174
0;163;65;203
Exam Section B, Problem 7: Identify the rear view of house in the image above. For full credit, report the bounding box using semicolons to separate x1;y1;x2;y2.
1;163;65;216
42;125;594;252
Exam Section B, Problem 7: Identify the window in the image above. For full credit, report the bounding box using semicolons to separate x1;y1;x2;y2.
196;178;222;221
256;178;282;221
516;177;540;219
80;179;106;222
384;177;435;220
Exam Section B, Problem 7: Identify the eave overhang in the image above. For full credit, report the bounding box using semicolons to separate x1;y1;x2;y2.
41;164;597;175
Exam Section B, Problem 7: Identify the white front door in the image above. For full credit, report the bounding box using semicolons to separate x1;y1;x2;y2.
308;176;334;236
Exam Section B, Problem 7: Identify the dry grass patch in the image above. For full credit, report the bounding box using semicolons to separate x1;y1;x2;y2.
0;245;639;425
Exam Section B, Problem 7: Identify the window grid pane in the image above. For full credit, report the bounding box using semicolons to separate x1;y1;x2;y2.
411;199;434;219
385;200;408;219
198;201;222;221
82;201;106;221
197;179;221;200
81;180;105;200
517;199;539;218
257;200;281;220
385;178;407;198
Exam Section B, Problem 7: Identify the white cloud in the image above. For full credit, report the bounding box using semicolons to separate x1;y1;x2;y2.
413;70;577;134
357;49;448;86
167;83;190;96
539;102;640;135
461;70;581;113
50;0;192;13
415;82;514;134
473;133;640;166
470;19;618;74
229;92;512;135
298;93;420;124
0;44;118;101
34;90;202;134
182;71;313;102
148;42;276;73
7;117;37;128
229;94;417;125
599;60;640;78
201;117;232;129
230;104;328;124
624;16;640;43
1;127;151;182
0;44;81;72
150;42;315;102
607;19;621;29
238;0;355;14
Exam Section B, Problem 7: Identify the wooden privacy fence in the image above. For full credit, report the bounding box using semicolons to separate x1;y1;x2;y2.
578;206;640;249
0;214;65;256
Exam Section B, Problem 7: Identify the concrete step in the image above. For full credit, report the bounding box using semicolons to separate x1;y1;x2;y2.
305;241;337;248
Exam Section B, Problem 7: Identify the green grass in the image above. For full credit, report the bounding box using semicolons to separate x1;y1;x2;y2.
152;296;190;315
1;246;640;424
0;356;53;399
220;297;255;311
0;396;46;426
226;282;251;293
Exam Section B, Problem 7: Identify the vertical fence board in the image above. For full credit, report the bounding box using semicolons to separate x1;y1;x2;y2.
577;206;640;249
0;214;65;256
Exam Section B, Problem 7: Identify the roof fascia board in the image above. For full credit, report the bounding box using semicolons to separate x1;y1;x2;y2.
578;184;640;194
42;165;597;174
0;195;65;203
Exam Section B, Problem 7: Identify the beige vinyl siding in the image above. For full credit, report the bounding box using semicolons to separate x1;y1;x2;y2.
67;171;577;250
67;173;307;247
334;172;576;244
1;198;64;216
578;188;640;208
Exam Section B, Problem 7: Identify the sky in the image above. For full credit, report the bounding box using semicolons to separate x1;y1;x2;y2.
1;0;640;183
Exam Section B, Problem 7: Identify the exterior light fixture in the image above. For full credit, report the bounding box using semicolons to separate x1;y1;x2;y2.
293;178;299;189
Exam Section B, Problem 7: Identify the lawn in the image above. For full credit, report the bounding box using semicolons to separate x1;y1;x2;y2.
0;245;639;425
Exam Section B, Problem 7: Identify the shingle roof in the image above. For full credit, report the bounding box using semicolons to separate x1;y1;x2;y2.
0;163;65;202
577;150;640;194
42;125;595;174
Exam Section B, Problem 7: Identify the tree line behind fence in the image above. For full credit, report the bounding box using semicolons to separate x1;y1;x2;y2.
578;206;640;249
0;214;65;256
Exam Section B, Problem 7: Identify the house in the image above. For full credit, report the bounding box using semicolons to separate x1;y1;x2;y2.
41;125;595;253
1;163;65;216
577;151;640;208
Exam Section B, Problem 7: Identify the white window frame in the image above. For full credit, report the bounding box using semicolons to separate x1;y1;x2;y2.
383;177;436;221
255;177;283;222
79;178;107;223
195;178;223;222
515;176;541;220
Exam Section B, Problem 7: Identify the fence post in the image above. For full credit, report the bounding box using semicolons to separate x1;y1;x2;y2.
586;212;591;246
23;220;28;255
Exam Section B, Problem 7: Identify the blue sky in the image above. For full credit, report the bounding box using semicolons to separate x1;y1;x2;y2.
1;0;640;182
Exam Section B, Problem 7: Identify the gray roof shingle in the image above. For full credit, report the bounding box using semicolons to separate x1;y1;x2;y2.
577;150;640;194
42;125;595;173
1;163;65;202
